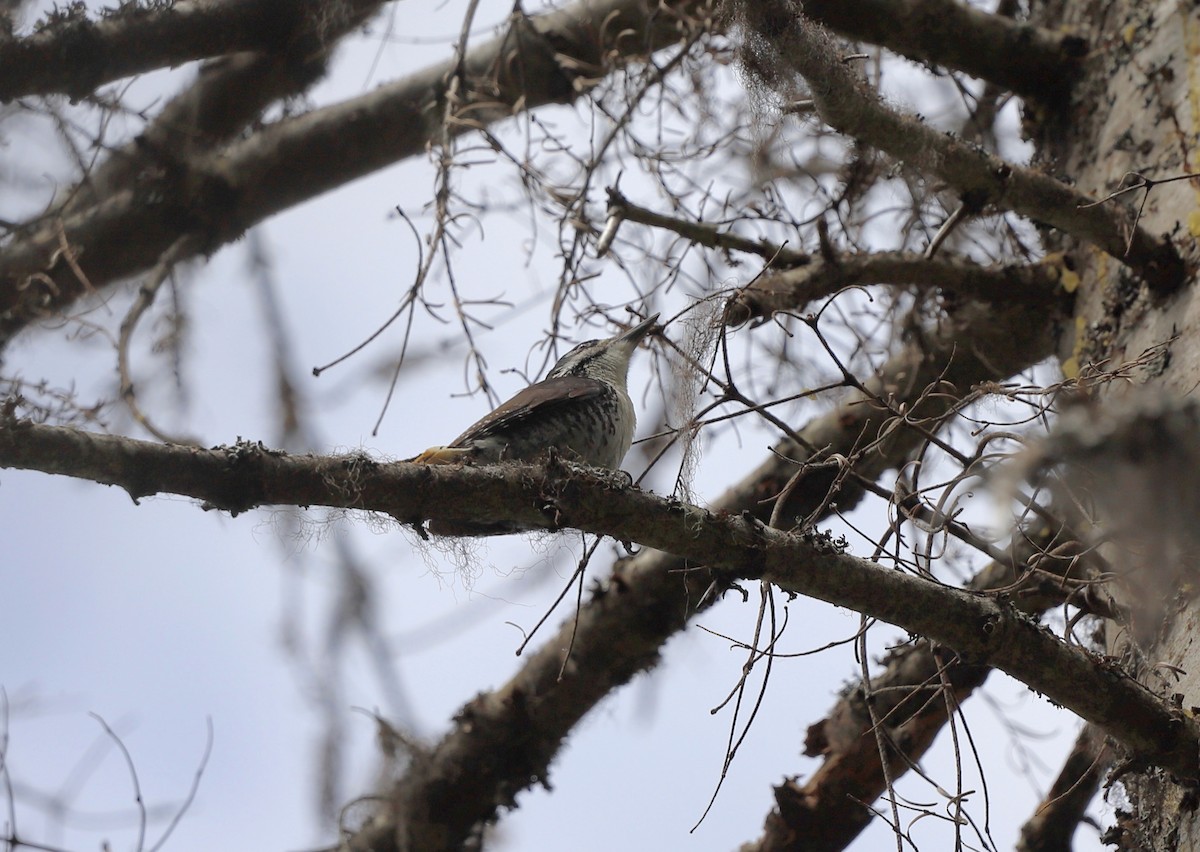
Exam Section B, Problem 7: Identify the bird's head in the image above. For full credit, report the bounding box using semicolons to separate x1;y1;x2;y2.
545;313;659;386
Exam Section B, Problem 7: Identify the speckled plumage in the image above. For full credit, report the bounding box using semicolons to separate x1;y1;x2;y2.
412;314;658;535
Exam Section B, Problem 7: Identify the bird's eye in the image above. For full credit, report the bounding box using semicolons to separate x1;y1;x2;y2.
547;340;604;376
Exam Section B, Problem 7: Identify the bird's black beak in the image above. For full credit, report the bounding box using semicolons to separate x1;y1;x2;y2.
615;312;659;345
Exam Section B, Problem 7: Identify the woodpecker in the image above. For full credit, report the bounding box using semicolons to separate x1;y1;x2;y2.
412;313;659;535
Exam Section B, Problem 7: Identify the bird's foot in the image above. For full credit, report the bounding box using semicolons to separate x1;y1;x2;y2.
409;446;472;464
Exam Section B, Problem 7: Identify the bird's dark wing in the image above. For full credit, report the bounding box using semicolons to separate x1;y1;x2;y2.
449;375;606;446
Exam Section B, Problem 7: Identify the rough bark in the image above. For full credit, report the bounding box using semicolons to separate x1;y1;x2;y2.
1026;0;1200;848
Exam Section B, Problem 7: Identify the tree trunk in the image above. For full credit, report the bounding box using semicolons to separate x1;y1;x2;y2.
1031;0;1200;847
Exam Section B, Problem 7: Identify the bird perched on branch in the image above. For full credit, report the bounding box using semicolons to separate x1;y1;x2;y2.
411;313;659;535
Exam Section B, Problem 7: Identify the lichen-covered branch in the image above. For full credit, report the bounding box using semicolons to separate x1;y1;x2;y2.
731;0;1184;291
1;417;1195;796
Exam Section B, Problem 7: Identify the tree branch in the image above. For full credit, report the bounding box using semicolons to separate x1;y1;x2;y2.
1;418;1195;789
602;186;812;267
58;1;388;219
374;299;1060;846
5;295;1055;847
0;0;715;347
1017;724;1109;852
800;0;1084;103
0;0;383;102
723;250;1072;324
747;531;1102;851
0;0;1087;346
732;1;1184;292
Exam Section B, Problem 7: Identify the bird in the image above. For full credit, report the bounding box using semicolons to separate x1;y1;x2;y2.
411;312;659;535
